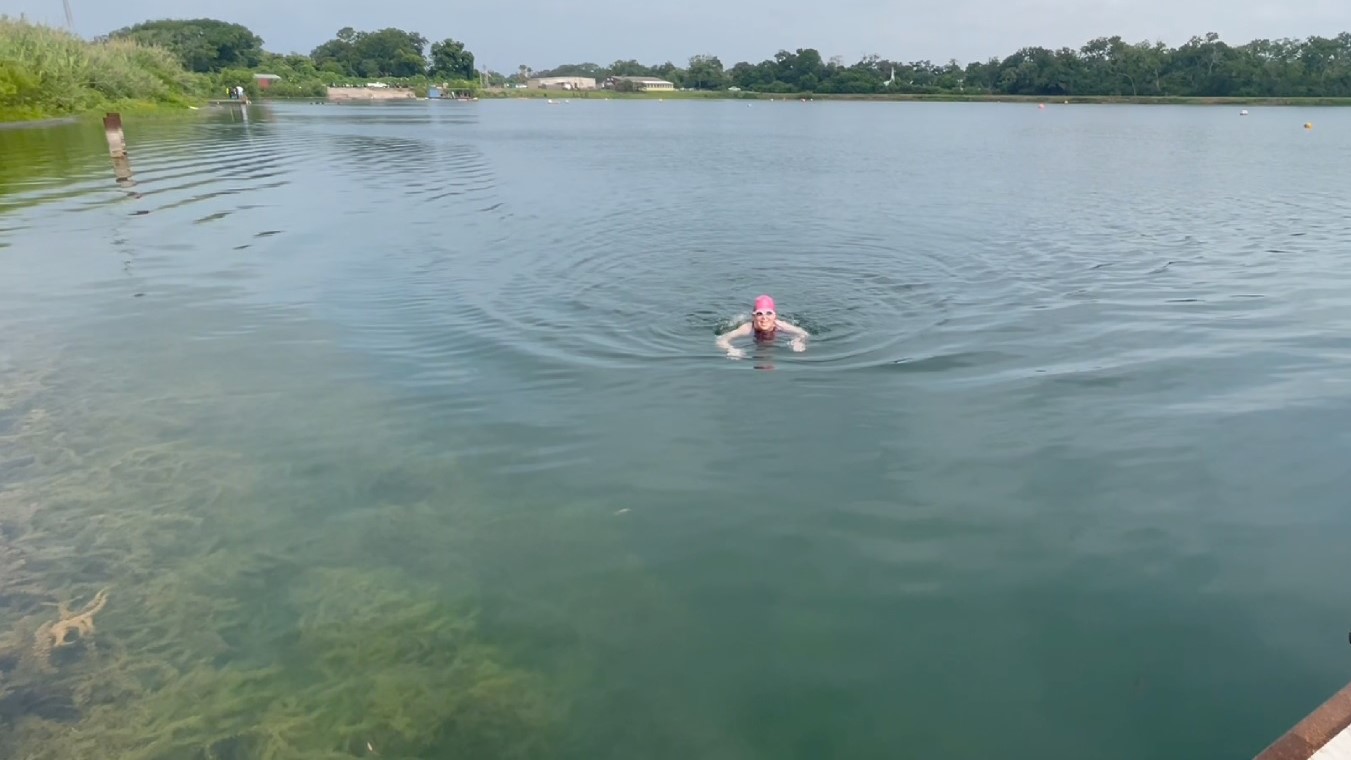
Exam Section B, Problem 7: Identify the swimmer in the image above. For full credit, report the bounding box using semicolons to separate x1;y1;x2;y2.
715;295;809;359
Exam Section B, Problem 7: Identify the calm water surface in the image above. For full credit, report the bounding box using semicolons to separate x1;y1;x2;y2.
2;100;1351;759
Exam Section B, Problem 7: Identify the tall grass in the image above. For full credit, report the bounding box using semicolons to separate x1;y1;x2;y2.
0;17;208;121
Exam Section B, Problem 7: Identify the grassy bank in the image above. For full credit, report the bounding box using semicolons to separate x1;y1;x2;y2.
0;17;210;122
478;87;1351;106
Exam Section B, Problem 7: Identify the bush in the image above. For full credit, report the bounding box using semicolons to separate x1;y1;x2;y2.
0;16;208;120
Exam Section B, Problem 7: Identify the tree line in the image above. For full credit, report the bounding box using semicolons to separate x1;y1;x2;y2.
102;19;481;98
531;32;1351;97
99;20;1351;98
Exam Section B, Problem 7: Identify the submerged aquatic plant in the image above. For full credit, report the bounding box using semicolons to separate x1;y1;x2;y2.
9;567;562;760
0;342;565;760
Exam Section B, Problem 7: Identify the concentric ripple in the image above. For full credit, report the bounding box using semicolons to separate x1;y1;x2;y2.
387;98;1351;381
6;101;1351;388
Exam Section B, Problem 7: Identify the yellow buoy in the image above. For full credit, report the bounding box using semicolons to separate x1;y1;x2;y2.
1305;122;1313;129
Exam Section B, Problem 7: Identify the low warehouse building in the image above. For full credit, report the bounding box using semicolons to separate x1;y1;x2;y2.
604;76;675;92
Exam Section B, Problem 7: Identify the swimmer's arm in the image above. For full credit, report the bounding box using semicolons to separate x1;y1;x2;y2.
715;324;751;350
775;319;810;338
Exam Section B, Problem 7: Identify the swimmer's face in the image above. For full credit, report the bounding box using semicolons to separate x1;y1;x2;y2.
752;308;776;331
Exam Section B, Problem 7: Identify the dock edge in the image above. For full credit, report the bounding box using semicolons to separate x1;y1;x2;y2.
1254;681;1351;760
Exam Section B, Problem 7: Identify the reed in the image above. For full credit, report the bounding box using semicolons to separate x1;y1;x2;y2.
0;17;207;122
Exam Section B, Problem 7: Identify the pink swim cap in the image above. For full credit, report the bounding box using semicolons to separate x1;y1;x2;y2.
753;295;776;312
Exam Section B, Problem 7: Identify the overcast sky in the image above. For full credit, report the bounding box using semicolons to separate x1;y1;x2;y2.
8;0;1349;72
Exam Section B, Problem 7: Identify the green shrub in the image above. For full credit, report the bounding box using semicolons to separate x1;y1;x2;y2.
0;16;207;120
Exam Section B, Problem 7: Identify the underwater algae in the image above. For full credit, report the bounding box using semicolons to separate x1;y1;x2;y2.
0;347;566;760
6;565;563;760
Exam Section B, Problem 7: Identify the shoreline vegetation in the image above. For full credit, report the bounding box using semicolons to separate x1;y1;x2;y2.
264;84;1351;107
3;16;1351;123
0;18;210;123
466;88;1351;106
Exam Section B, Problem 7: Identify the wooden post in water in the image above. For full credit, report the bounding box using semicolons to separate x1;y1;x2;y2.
103;112;126;158
102;112;136;189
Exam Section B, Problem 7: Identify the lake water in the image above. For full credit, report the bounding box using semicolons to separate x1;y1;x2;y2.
2;99;1350;759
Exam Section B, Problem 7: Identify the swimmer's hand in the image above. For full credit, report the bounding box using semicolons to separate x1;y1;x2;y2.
778;319;809;352
715;324;751;359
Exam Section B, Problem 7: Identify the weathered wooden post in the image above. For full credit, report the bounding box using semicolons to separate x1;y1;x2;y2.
103;112;126;158
103;112;136;188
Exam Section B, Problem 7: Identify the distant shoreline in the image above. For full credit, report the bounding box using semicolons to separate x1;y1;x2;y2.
0;116;79;131
9;92;1341;130
472;89;1351;106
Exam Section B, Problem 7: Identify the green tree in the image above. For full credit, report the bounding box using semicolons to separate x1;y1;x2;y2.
607;59;653;77
429;38;475;80
310;27;432;78
105;18;263;72
533;62;603;78
383;28;1351;98
686;54;726;89
652;61;684;86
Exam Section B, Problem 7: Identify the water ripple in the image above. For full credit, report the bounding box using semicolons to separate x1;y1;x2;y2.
3;101;1351;760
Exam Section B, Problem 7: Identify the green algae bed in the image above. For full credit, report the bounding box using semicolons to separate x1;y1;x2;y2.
0;330;607;759
0;17;208;124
